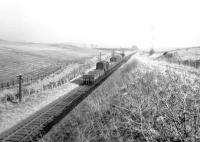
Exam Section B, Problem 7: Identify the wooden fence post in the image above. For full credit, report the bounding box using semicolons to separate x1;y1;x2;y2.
18;75;22;103
7;82;9;88
73;69;75;78
1;82;3;89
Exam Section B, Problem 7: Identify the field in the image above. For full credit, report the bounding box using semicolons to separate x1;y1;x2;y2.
41;51;200;142
0;40;98;81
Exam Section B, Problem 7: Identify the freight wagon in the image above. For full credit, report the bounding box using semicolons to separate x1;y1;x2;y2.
82;53;124;85
82;69;104;85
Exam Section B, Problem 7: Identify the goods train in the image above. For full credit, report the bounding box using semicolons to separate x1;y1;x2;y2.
82;53;125;85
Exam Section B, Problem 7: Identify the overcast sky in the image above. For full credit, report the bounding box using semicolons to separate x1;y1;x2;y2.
0;0;200;50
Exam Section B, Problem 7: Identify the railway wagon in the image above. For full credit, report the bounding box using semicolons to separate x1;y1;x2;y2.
82;60;109;85
82;69;104;85
110;54;122;62
109;61;118;69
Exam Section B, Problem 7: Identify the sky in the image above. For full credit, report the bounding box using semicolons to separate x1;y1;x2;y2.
0;0;200;50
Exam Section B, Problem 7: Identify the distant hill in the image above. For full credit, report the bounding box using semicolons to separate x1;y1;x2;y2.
95;47;137;51
156;46;200;60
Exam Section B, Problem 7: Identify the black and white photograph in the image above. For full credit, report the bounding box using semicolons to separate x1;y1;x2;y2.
0;0;200;141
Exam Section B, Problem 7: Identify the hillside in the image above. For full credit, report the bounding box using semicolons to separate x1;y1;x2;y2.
156;47;200;60
149;47;200;69
0;41;98;81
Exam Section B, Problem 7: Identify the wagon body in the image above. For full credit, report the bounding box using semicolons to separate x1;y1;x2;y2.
82;69;104;85
109;62;118;69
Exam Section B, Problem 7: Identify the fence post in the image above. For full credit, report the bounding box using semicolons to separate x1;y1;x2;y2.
7;82;9;88
18;74;22;103
73;69;76;78
1;82;2;89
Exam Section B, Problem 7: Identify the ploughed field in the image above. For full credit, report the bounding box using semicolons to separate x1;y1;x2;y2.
0;41;98;81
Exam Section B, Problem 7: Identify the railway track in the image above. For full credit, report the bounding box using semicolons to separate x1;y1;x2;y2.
0;53;135;142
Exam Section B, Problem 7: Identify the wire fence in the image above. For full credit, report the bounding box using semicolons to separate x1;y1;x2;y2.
0;65;62;90
0;56;93;91
0;53;109;91
166;59;200;69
